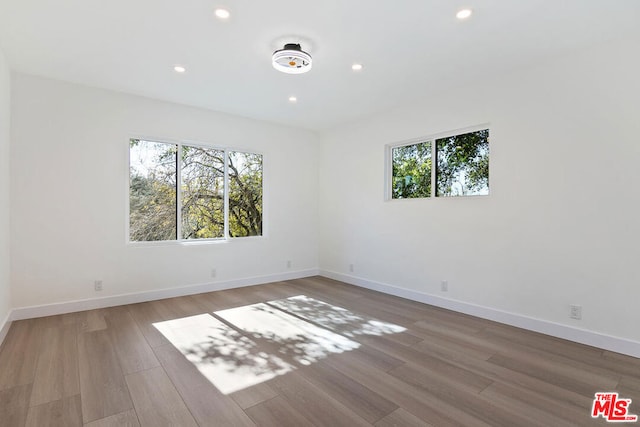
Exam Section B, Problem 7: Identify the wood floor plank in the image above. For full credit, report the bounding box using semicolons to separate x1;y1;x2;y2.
0;383;32;426
30;324;79;406
156;295;211;319
389;363;545;427
481;324;604;362
253;281;301;302
487;353;618;398
383;331;424;346
29;315;65;330
331;298;419;326
375;408;433;427
104;310;159;375
478;328;627;382
409;319;498;360
267;371;371;427
352;343;405;372
603;350;640;372
186;292;228;312
78;330;133;423
25;394;82;427
619;375;640;393
323;352;492;427
77;310;107;333
0;320;42;389
411;330;495;362
423;306;494;329
229;381;279;410
615;379;640;404
84;409;140;427
297;361;398;423
389;359;493;396
480;381;602;427
125;366;197;427
126;302;173;348
412;317;484;338
244;395;314;427
59;312;79;326
345;295;426;322
205;288;256;309
417;339;596;410
362;334;493;392
153;344;255;426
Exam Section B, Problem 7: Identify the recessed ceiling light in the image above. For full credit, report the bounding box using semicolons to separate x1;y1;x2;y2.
351;63;363;71
456;8;472;20
288;96;297;103
174;65;186;73
214;8;230;19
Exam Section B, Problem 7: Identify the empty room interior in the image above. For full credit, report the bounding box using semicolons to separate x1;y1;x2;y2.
1;1;639;426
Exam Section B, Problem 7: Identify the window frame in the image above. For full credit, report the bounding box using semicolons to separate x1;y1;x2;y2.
385;124;490;201
126;137;265;245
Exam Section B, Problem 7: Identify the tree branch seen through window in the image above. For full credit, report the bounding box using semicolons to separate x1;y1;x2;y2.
390;128;489;199
129;139;262;242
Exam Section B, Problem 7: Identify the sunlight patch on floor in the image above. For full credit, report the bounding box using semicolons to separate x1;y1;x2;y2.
153;295;404;394
267;295;407;337
215;302;360;367
153;313;294;394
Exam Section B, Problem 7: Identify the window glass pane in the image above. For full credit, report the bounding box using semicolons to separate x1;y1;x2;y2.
436;129;489;197
391;142;431;199
129;139;177;241
229;152;263;237
181;145;225;239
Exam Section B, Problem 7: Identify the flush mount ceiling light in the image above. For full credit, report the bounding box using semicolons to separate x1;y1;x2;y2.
272;43;312;74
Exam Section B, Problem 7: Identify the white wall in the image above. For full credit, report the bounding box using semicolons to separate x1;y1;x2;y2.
10;74;319;308
0;48;11;326
318;37;640;345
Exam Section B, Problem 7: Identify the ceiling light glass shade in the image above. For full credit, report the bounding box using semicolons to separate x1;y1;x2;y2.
272;43;312;74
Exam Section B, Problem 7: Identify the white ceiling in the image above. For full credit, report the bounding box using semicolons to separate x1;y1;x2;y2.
1;0;639;131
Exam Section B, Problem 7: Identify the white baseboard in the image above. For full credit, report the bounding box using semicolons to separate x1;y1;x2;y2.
0;311;11;347
11;269;320;321
8;267;640;359
320;269;640;359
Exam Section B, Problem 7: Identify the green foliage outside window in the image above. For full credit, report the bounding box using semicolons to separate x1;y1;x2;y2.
392;142;431;199
129;140;177;241
229;152;263;237
129;139;262;242
436;129;489;196
390;129;489;199
181;146;225;239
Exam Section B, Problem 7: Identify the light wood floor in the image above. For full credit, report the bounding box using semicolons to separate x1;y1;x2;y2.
0;276;638;426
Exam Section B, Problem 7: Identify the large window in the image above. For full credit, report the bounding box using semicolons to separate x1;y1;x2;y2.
129;139;262;242
390;128;489;199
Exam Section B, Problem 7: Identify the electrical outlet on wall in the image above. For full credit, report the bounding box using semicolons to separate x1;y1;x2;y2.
441;280;448;292
94;280;103;291
286;260;292;269
569;304;582;320
349;263;354;273
211;268;217;278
